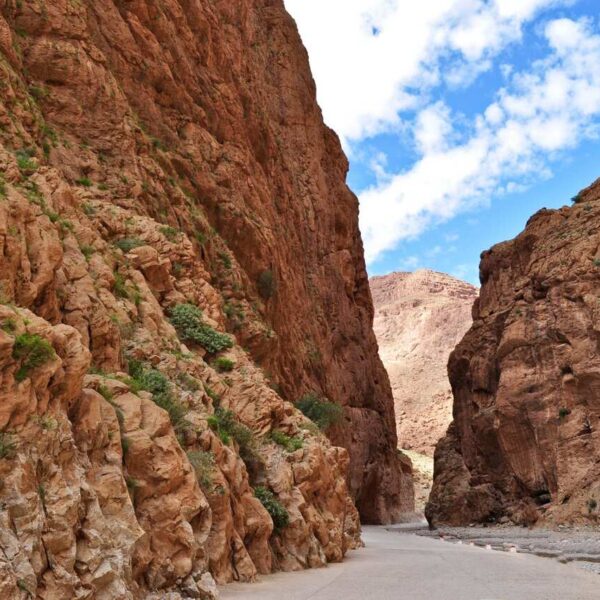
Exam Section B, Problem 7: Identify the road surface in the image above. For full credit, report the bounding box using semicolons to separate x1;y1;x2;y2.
219;525;599;600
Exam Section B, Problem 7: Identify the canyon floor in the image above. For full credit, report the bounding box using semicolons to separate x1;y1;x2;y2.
220;526;600;599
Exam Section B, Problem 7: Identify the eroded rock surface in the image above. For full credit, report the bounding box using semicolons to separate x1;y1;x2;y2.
427;180;600;527
0;0;410;596
371;271;477;456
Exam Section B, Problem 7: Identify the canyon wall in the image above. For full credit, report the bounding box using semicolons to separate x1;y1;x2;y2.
427;180;600;527
0;0;411;597
371;270;477;456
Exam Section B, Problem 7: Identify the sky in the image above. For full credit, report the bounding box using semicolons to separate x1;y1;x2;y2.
284;0;600;285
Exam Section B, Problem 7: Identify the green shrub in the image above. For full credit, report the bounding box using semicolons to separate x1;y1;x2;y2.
571;192;583;204
207;408;253;452
218;251;232;270
114;238;145;253
258;270;276;299
0;175;6;198
113;273;131;299
75;177;92;187
12;333;55;381
126;361;188;431
213;357;235;372
1;318;17;333
254;486;289;530
159;225;179;241
0;432;16;459
187;450;215;491
296;393;343;430
588;498;598;513
80;245;94;261
203;385;221;406
16;148;36;174
271;430;303;452
169;303;233;354
558;407;571;419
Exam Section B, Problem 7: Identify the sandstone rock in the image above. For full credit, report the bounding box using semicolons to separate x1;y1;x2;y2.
371;270;477;456
427;179;600;527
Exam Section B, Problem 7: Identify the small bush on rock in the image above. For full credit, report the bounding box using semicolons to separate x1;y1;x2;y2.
0;432;17;459
270;430;303;452
296;393;343;430
254;486;289;530
169;303;233;354
12;333;55;382
126;361;188;432
114;238;145;253
213;356;235;372
187;450;215;491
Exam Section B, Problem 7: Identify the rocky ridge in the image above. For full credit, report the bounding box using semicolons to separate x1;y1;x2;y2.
427;179;600;527
371;270;477;456
0;0;411;597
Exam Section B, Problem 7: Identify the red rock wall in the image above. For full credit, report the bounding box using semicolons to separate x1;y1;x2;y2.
0;0;411;596
427;179;600;526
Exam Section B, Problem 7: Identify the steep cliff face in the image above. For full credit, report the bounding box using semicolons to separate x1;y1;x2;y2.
0;0;409;597
371;270;477;456
427;180;600;527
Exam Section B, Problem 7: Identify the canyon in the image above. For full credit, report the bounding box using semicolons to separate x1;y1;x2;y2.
0;0;412;598
427;179;600;528
371;270;477;510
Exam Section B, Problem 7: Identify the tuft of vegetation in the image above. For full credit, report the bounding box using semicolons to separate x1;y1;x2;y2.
588;498;598;513
16;148;37;174
558;407;571;419
113;273;130;299
207;407;253;452
82;202;96;216
121;435;130;456
1;317;17;333
257;269;276;300
80;244;95;261
218;251;232;270
296;393;343;430
159;225;180;241
75;177;92;187
0;174;6;198
254;486;289;530
270;430;303;452
571;192;583;204
126;360;189;432
169;303;233;354
203;385;221;407
187;450;215;491
114;238;145;253
0;432;17;459
12;333;55;382
213;356;235;372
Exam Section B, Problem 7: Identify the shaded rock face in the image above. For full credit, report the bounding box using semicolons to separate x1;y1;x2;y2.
427;179;600;527
0;0;410;597
371;271;477;456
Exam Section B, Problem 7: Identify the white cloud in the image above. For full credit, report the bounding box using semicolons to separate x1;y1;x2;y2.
285;0;569;143
359;17;600;263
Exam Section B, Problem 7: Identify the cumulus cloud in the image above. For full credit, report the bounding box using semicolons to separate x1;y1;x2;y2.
359;17;600;263
285;0;570;143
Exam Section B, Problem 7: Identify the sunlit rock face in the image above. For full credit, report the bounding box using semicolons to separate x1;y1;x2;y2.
427;179;600;527
371;270;477;457
0;0;413;596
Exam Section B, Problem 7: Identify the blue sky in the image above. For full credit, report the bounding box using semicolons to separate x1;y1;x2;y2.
285;0;600;285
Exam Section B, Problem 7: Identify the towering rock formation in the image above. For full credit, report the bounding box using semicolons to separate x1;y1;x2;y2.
427;180;600;527
371;270;477;456
0;0;410;597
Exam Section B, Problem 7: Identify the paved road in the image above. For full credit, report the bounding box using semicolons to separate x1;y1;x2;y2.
219;525;599;600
